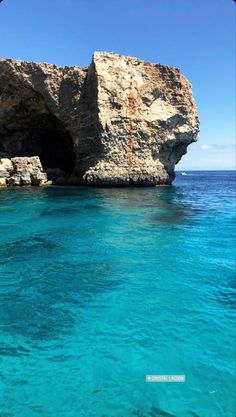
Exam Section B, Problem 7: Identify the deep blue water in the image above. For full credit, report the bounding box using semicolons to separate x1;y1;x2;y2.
0;171;235;417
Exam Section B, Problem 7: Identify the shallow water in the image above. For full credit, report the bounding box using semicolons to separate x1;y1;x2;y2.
0;171;235;417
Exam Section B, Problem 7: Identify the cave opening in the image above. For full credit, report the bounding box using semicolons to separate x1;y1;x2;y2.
19;113;76;173
0;84;76;174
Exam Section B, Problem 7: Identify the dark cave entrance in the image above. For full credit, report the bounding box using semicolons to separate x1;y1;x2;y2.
19;113;76;173
0;84;76;174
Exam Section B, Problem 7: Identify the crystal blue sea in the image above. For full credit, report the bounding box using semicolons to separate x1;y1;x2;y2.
0;171;235;417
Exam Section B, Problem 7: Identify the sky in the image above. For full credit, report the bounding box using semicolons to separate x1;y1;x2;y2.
0;0;235;170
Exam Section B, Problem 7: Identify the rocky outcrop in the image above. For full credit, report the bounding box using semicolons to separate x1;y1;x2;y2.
0;52;199;186
0;156;50;186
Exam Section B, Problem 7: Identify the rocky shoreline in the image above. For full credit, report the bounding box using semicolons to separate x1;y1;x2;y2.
0;156;49;187
0;156;83;187
0;52;199;186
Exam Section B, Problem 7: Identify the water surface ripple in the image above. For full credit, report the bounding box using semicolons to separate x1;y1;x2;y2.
0;171;235;417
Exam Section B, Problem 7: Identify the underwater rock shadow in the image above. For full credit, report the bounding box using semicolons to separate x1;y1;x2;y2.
131;406;202;417
0;255;125;343
146;187;205;226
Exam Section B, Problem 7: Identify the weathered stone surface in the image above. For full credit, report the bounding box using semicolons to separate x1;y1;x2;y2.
80;53;199;185
0;177;7;186
8;174;21;186
19;171;31;186
1;156;48;186
11;156;47;186
40;180;53;187
0;52;199;186
11;155;42;173
31;171;48;186
0;158;13;178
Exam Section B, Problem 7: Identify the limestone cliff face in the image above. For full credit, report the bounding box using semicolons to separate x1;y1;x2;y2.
0;52;199;186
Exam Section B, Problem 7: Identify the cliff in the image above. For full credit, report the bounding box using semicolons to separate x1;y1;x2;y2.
0;52;199;186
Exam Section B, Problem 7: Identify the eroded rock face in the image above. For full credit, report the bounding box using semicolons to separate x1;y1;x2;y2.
0;156;50;186
0;52;199;186
0;158;13;178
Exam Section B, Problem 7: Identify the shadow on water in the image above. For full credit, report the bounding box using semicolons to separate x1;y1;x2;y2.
214;286;236;310
131;186;206;226
130;406;201;417
81;185;203;226
0;257;120;342
1;183;204;224
131;406;177;416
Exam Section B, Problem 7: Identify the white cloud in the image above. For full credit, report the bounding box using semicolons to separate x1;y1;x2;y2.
177;142;235;170
201;144;213;150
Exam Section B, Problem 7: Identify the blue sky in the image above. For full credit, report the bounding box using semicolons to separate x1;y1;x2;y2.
0;0;235;169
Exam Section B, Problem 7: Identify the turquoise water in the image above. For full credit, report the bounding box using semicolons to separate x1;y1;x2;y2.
0;171;235;417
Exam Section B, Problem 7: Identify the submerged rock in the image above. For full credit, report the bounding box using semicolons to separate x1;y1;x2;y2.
0;52;199;186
